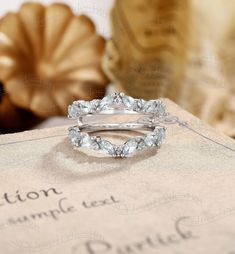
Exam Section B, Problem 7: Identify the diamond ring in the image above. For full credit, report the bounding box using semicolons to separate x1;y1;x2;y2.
68;93;167;158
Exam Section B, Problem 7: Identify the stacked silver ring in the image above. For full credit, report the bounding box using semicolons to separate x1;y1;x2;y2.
68;93;167;158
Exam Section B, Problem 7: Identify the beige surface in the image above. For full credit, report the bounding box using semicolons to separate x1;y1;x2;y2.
0;99;235;254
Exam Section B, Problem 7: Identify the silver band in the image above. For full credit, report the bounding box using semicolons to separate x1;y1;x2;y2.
68;93;167;157
79;123;155;132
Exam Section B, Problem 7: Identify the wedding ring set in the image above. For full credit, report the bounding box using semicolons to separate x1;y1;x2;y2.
68;93;167;158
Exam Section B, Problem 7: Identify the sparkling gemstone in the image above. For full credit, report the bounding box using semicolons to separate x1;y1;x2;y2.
154;127;166;141
137;138;146;150
133;99;146;111
144;133;159;147
69;129;79;145
68;104;79;118
155;102;166;116
78;101;92;114
144;127;165;147
100;95;114;109
90;137;100;150
143;100;156;113
143;100;165;115
80;133;92;147
100;140;115;155
122;138;138;156
69;130;82;146
90;99;100;112
69;129;92;147
122;95;136;108
113;93;124;104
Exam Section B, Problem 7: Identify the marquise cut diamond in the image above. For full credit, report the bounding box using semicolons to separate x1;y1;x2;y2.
144;127;166;147
122;95;136;108
78;101;93;114
90;139;100;150
136;138;146;150
80;133;91;147
69;128;91;147
122;139;138;156
68;128;79;145
90;99;100;111
99;95;114;109
143;100;165;115
68;104;79;118
99;140;115;156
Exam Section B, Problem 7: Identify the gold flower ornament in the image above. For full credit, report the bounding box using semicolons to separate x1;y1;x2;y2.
0;3;108;117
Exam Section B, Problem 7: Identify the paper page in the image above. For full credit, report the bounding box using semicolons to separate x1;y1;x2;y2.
0;99;235;254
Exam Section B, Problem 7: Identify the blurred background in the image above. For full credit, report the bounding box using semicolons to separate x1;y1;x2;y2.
0;0;234;137
0;0;113;37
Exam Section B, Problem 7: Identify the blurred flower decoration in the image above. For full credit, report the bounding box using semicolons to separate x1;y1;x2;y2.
0;82;41;133
0;2;109;119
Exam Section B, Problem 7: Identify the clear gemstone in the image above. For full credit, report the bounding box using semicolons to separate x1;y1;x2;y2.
133;99;146;111
69;129;79;145
143;100;156;113
144;127;165;147
144;133;159;147
113;93;123;104
69;128;92;147
155;102;166;116
69;130;84;146
100;95;114;109
143;100;166;115
68;104;79;118
100;140;115;155
137;138;146;150
122;95;136;108
90;137;100;150
122;139;138;156
90;141;100;150
154;127;166;141
80;133;91;147
78;101;92;114
90;99;100;112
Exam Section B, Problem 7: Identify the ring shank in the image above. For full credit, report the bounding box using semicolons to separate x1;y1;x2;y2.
78;109;156;132
84;109;154;115
79;122;155;132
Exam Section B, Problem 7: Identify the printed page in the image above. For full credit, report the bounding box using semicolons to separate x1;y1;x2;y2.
0;99;235;254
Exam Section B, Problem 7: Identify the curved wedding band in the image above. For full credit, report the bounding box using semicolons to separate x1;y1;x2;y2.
68;93;167;158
